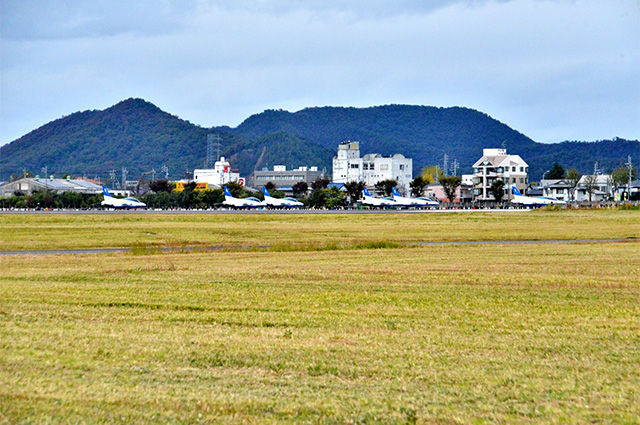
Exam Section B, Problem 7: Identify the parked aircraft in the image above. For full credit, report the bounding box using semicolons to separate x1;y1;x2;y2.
101;186;146;209
391;187;439;207
222;186;263;209
510;186;566;206
361;187;397;207
261;187;304;208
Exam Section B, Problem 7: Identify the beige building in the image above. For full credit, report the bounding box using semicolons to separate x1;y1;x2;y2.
472;149;528;200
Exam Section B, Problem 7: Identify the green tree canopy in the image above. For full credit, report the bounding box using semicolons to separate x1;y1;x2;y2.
440;176;461;203
546;163;565;179
410;176;428;197
374;179;398;196
489;180;506;202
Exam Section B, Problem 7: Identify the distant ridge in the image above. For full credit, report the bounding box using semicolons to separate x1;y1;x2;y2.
0;99;638;181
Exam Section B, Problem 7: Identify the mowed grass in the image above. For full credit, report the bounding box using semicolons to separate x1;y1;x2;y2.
0;211;639;423
0;209;638;251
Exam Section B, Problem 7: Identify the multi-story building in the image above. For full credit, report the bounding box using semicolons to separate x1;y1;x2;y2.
250;165;324;189
472;148;528;200
193;157;241;187
332;141;413;192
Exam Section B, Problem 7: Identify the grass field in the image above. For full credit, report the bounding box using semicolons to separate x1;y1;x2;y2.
1;210;639;424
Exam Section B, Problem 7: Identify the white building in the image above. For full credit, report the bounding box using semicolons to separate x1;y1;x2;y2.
193;157;241;187
574;174;612;202
472;148;528;200
332;141;413;192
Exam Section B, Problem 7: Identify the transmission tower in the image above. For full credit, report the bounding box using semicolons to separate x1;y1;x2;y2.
41;165;48;178
121;167;128;190
161;165;169;179
207;134;222;168
443;154;448;176
109;169;118;189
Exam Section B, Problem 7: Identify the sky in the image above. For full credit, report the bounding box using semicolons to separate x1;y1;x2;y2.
1;0;639;147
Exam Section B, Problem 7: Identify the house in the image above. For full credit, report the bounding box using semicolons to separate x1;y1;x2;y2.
574;175;613;202
539;179;572;201
471;149;528;201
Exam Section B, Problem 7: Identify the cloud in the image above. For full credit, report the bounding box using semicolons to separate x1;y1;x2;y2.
1;0;638;145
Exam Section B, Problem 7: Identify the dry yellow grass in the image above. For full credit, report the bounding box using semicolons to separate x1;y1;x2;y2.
1;216;639;424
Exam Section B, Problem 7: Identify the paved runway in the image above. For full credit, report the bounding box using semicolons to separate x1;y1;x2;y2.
0;207;531;215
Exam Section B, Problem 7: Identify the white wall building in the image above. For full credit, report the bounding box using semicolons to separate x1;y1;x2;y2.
332;141;413;192
472;148;529;200
193;157;241;187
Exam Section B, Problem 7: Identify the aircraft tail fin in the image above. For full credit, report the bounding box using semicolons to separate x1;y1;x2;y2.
223;186;232;197
363;187;371;197
512;185;523;196
391;187;400;196
262;186;271;197
102;185;110;197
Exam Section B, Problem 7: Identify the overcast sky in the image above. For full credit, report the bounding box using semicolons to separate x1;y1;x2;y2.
1;0;639;147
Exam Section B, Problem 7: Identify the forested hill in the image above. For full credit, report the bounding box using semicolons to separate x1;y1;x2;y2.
229;106;639;179
1;99;638;181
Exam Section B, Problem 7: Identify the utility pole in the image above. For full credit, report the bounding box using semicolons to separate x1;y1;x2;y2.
625;156;633;199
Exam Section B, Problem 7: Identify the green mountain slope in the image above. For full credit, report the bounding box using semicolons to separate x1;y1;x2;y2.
1;99;637;182
230;106;639;179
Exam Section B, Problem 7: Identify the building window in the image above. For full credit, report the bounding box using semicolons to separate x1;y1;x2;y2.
350;163;359;169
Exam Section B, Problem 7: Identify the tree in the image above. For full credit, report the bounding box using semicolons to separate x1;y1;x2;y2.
440;176;461;203
565;168;581;201
421;165;444;184
292;181;308;197
546;163;565;179
410;176;428;197
344;181;365;202
311;178;330;190
611;165;637;193
489;179;506;202
264;181;276;192
374;179;397;196
583;174;598;202
149;179;172;193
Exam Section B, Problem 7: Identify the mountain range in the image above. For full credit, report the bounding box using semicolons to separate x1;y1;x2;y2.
0;98;637;182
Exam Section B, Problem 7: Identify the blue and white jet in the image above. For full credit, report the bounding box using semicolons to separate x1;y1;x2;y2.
222;186;263;209
261;187;304;208
361;187;397;207
101;186;146;209
510;186;566;206
391;187;439;207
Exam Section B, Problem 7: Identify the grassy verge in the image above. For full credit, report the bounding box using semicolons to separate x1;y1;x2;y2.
1;209;638;251
1;239;639;423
